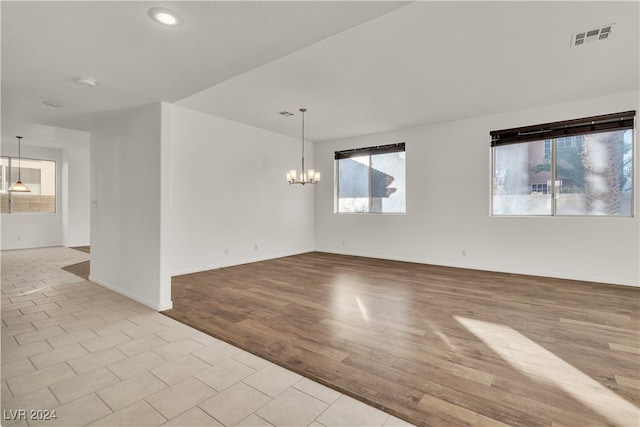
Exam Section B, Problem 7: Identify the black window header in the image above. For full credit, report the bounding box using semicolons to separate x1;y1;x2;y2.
490;111;635;147
335;142;405;160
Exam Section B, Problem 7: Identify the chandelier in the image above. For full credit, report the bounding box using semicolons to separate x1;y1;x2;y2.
287;108;320;185
9;136;31;192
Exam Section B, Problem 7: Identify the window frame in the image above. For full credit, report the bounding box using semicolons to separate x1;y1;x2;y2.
1;155;57;214
335;142;406;214
1;155;10;213
490;111;635;217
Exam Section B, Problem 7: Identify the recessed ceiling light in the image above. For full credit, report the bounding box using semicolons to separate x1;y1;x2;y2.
76;77;97;87
148;7;183;27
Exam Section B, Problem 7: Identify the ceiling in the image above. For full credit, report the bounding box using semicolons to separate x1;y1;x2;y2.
2;1;639;147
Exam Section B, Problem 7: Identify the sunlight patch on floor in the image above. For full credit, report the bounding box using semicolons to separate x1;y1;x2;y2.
425;320;458;352
355;297;370;321
455;316;640;427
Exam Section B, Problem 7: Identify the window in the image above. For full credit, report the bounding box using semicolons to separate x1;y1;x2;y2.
531;183;549;194
1;156;56;214
1;157;9;213
335;143;406;213
491;111;634;216
544;135;583;159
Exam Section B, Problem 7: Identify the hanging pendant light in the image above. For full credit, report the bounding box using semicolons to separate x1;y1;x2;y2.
9;136;31;192
287;108;320;185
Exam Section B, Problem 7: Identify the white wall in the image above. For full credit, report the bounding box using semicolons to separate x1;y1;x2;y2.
314;90;640;287
90;103;172;310
62;146;90;247
169;104;315;276
1;143;63;250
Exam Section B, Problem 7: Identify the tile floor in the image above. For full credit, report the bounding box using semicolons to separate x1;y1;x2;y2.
1;247;413;427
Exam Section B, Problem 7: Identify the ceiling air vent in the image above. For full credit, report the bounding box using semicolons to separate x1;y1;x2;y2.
279;111;294;117
571;24;613;47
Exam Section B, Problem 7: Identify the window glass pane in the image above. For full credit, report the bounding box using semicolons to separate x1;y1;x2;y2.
556;129;632;216
370;152;405;213
10;159;56;213
338;156;370;213
493;140;551;215
1;157;9;213
544;140;551;159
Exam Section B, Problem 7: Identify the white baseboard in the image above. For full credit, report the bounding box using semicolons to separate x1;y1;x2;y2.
315;248;639;288
88;275;173;311
171;248;315;277
1;243;63;251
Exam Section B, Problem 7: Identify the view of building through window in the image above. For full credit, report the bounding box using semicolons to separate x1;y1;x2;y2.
493;129;633;216
1;156;56;214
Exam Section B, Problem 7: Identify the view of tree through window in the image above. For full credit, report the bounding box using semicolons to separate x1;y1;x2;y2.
336;144;406;213
0;156;56;214
493;129;633;216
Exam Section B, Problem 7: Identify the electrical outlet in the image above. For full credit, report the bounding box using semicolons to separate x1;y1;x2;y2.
254;244;258;251
224;248;229;255
461;249;466;257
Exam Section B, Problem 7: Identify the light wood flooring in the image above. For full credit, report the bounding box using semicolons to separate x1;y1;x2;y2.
163;252;640;427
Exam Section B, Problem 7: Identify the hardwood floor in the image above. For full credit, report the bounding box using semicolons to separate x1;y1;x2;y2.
62;260;90;280
63;247;90;280
163;252;640;427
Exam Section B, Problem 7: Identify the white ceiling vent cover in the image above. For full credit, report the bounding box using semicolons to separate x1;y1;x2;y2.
571;24;614;47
